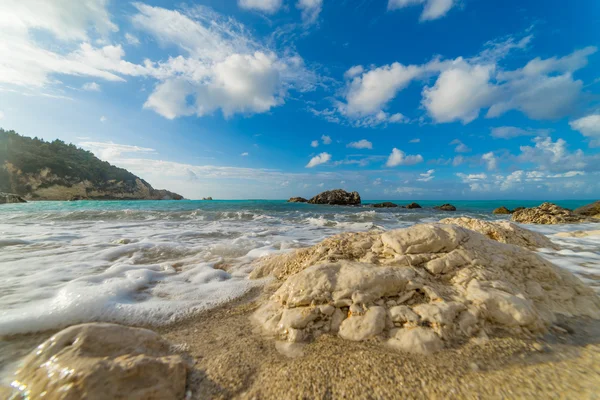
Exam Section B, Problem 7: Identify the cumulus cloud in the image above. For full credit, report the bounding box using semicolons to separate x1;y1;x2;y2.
417;169;435;182
321;135;332;144
238;0;282;13
518;136;586;172
490;126;550;139
125;33;140;46
481;152;497;170
387;0;457;21
570;114;600;146
386;148;424;167
449;139;471;153
311;140;319;147
306;152;331;168
297;0;323;25
347;139;373;149
82;82;101;91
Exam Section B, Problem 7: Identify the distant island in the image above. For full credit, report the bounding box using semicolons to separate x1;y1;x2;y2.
0;129;182;201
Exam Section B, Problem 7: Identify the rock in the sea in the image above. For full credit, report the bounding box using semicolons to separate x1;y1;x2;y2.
252;222;600;354
13;323;187;400
308;189;361;206
370;202;399;208
0;192;27;204
202;197;213;201
406;202;422;209
68;195;88;201
288;197;308;203
440;217;557;250
492;206;512;215
574;200;600;219
512;202;591;224
434;203;457;211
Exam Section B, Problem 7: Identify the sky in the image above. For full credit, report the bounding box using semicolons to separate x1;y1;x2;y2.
0;0;599;200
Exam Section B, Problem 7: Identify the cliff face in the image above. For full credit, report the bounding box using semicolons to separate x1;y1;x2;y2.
0;130;183;201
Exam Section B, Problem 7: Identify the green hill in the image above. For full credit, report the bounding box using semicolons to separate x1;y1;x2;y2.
0;129;183;200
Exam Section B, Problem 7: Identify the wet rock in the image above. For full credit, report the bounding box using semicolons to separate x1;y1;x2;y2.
406;202;422;209
434;204;457;211
288;197;308;203
13;323;187;400
492;206;512;215
370;202;399;208
511;202;591;224
573;200;600;219
0;192;26;204
308;189;361;206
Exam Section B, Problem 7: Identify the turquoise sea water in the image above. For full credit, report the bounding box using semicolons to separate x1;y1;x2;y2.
0;198;598;340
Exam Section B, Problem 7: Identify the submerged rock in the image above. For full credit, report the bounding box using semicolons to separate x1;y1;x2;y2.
308;189;361;206
492;206;512;215
406;202;422;209
440;217;557;250
252;222;600;354
434;204;457;211
512;202;591;224
573;200;600;219
13;323;187;400
288;197;308;203
370;202;399;208
0;192;26;204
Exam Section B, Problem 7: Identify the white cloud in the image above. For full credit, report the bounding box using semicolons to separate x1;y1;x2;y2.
238;0;282;13
82;82;101;91
409;138;420;143
241;152;249;156
297;0;323;25
386;148;424;167
100;116;107;123
321;135;332;144
449;139;471;153
317;182;325;188
125;33;140;46
518;136;586;172
570;114;600;146
0;111;4;120
306;152;331;168
311;140;319;148
347;139;373;149
452;155;464;166
79;141;155;160
456;172;488;182
387;0;456;21
490;126;550;139
481;152;498;170
373;178;382;186
417;169;435;182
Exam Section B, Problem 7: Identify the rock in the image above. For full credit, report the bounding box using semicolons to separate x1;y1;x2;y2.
493;206;512;215
439;217;557;250
555;230;600;238
573;200;600;219
308;189;361;206
288;197;308;203
406;202;422;209
513;207;525;212
69;195;88;201
511;202;591;224
252;222;600;353
202;197;213;200
0;192;27;204
434;203;457;211
12;323;187;400
370;202;399;208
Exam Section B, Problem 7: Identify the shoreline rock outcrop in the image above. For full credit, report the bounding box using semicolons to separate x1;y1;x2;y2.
252;222;600;354
12;323;187;400
370;202;399;208
308;189;361;206
434;204;457;211
406;202;421;209
0;192;27;204
288;197;308;203
574;200;600;219
492;206;511;215
512;202;592;224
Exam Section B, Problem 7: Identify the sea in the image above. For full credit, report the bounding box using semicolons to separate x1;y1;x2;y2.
1;199;599;339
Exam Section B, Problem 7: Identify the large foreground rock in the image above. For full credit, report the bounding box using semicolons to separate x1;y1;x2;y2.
0;192;26;204
252;223;600;354
440;217;557;250
574;200;600;219
12;323;187;400
308;189;361;206
512;202;590;224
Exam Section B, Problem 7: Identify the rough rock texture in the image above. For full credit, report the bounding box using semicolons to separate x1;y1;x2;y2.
492;206;512;215
512;202;591;224
435;204;457;211
252;223;600;354
0;192;26;204
406;202;422;209
574;200;600;219
371;202;399;208
202;197;213;201
308;189;361;206
288;197;308;203
12;323;187;400
439;217;557;250
555;230;600;238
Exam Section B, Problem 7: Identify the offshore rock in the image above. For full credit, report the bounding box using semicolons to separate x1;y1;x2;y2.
252;223;600;354
406;202;422;209
435;204;457;211
370;202;399;208
492;206;512;215
308;189;361;206
0;192;26;204
512;202;591;224
573;200;600;219
12;323;187;400
288;197;308;203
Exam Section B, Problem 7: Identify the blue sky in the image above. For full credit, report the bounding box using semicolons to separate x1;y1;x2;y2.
1;0;599;199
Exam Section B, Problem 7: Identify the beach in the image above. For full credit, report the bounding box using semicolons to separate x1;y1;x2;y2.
1;199;600;398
